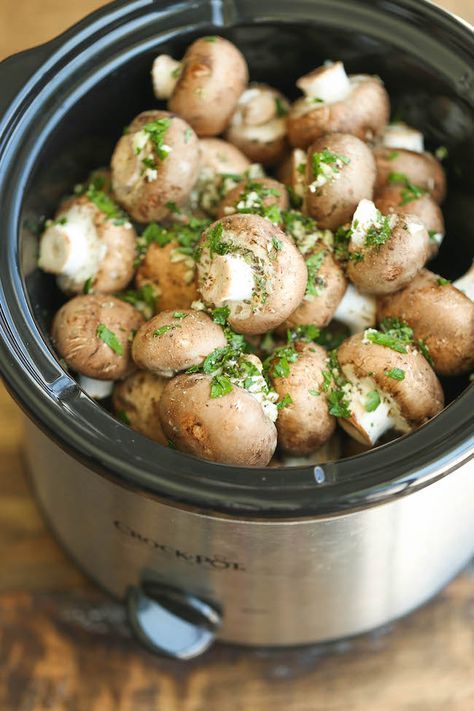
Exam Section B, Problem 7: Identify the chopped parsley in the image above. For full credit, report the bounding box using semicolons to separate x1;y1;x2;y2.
83;277;94;294
388;171;427;205
117;284;156;319
364;329;409;354
435;146;448;160
321;350;351;418
385;367;405;380
365;389;381;412
210;374;233;398
333;224;352;264
365;317;433;365
272;236;283;251
388;151;400;161
211;306;230;326
233;180;282;224
308;389;320;397
277;393;293;410
206;221;232;256
117;409;131;425
184;127;193;143
263;344;299;379
153;324;181;337
86;185;129;225
172;311;188;319
143;117;172;161
311;149;350;184
167;439;177;449
275;97;288;117
134;217;210;265
437;276;451;286
364;213;392;248
287;186;303;208
305;250;326;298
96;324;124;355
287;324;320;343
203;36;217;42
428;230;438;242
165;201;180;214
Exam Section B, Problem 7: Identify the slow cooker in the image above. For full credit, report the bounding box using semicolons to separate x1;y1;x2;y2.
0;0;473;659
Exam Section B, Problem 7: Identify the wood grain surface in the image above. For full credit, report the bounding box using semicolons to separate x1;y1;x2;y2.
0;1;473;709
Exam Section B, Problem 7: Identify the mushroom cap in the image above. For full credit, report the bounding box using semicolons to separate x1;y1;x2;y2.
305;133;376;230
287;75;390;149
280;245;347;330
51;294;144;380
111;110;200;223
374;184;444;259
347;213;429;295
112;370;168;444
132;309;227;377
198;137;250;175
159;372;277;465
377;269;474;376
224;83;290;166
272;342;336;455
373;147;446;204
135;240;199;312
168;36;248;137
196;214;308;335
337;333;444;426
216;177;289;220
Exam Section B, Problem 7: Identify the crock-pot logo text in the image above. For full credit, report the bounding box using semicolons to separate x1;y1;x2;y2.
113;520;246;571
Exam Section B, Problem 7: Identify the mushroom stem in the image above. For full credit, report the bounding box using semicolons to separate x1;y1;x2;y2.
205;253;255;304
333;284;377;334
381;122;424;153
78;375;114;400
239;88;276;126
339;365;410;446
349;199;380;248
38;206;104;281
152;55;182;99
297;61;351;104
454;261;474;301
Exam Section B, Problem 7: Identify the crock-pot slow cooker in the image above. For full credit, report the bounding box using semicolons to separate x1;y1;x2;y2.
0;0;473;659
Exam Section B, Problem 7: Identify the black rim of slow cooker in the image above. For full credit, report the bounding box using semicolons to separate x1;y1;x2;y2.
0;0;473;518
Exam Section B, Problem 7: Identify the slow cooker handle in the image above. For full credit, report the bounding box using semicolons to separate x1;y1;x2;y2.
126;583;221;659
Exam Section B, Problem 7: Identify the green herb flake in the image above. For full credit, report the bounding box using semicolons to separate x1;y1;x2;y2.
96;324;124;356
165;201;180;214
206;221;231;256
388;171;427;205
417;339;434;366
365;330;408;354
171;65;182;79
116;284;156;318
364;213;392;248
83;277;94;294
153;324;181;337
305;250;326;297
211;306;230;326
277;393;293;410
272;237;283;251
385;367;405;381
435;145;448;160
428;230;438;242
173;311;188;319
287;324;320;343
308;389;320;397
388;150;400;160
327;389;351;418
117;409;131;425
203;36;217;42
311;149;350;180
365;389;381;412
210;374;233;398
437;276;451;286
275;97;288;117
167;439;177;449
143;117;172;161
86;185;128;224
287;186;303;208
184;127;193;143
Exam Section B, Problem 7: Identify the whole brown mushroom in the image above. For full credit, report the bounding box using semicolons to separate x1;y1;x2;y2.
346;199;429;295
287;61;390;149
196;214;307;335
111;110;200;223
153;37;248;137
373;147;446;204
269;341;336;455
38;194;136;295
159;371;277;466
304;133;376;230
132;309;227;377
374;184;444;259
225;83;290;166
377;269;474;376
335;332;444;446
112;370;169;444
51;294;144;380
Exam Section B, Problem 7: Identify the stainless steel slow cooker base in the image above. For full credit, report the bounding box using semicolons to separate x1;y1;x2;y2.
24;419;474;648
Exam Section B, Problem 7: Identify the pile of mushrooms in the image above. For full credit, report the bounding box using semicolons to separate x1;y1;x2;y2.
37;36;473;468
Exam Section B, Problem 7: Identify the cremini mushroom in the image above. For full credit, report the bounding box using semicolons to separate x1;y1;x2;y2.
38;193;136;295
112;370;169;444
134;218;210;313
132;309;227;377
304;133;376;229
158;351;278;465
276;148;308;208
374;184;444;258
51;294;144;380
196;214;307;335
377;269;474;376
217;177;289;222
225;83;290;166
111;110;200;223
373;147;446;204
287;61;390;149
153;36;248;137
280;244;347;330
333;283;377;334
334;331;444;446
346;199;429;294
268;341;336;455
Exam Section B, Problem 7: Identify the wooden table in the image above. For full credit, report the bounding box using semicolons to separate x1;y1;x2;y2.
0;2;473;709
